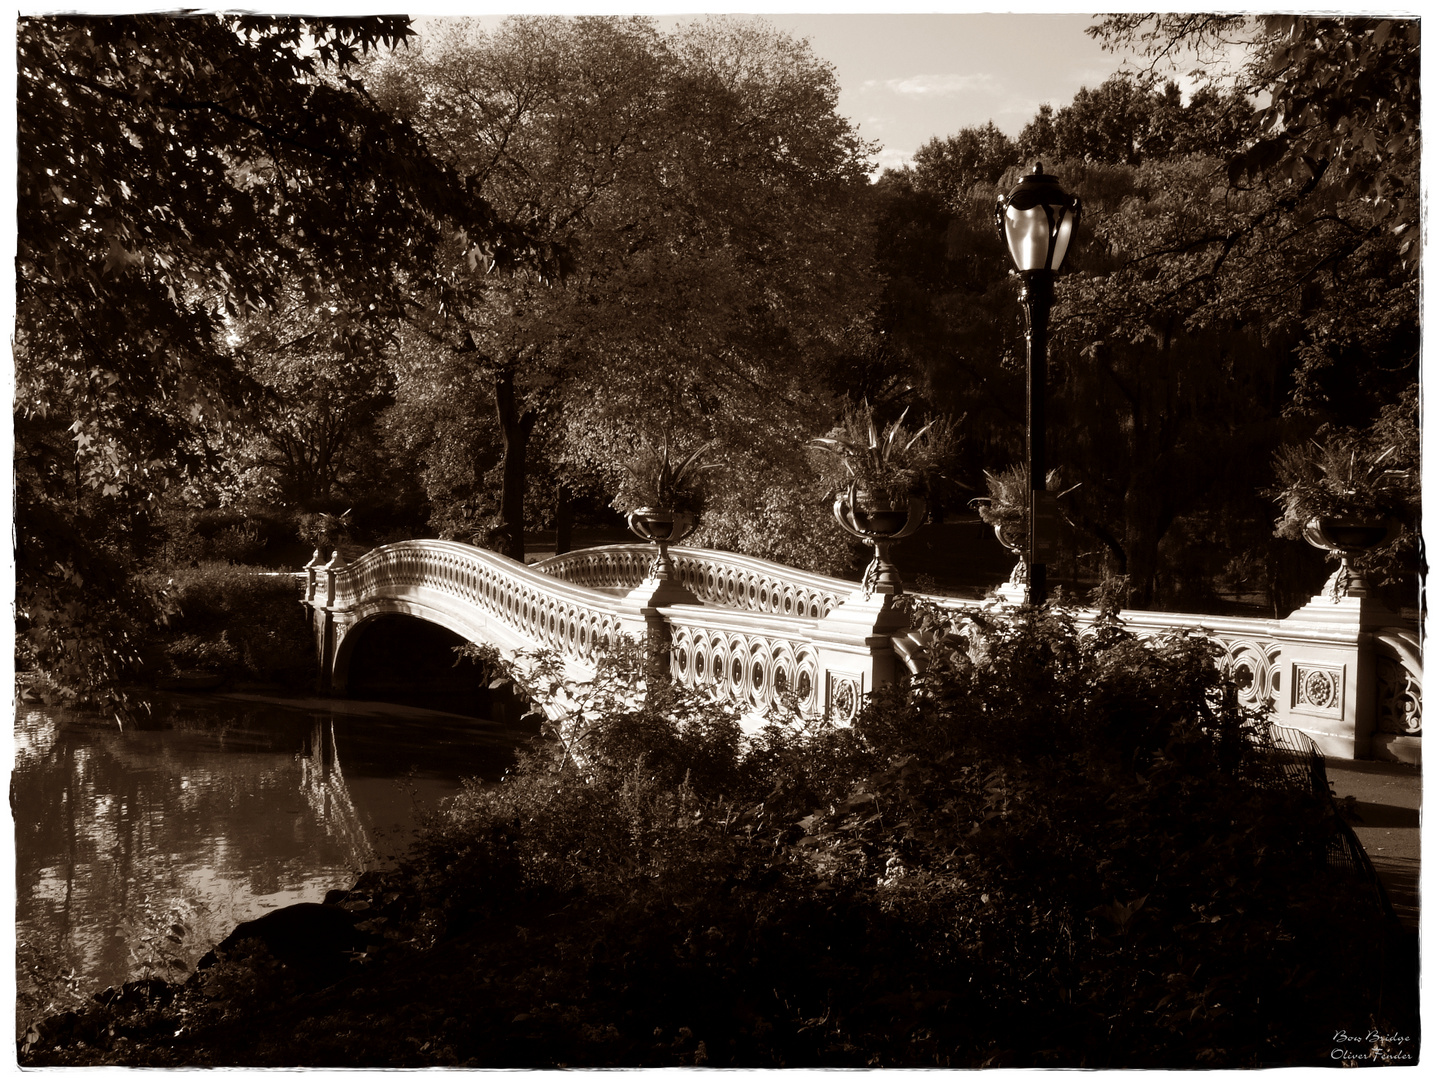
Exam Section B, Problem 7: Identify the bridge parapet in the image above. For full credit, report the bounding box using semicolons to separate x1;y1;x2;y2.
911;595;1420;762
534;544;852;620
306;540;646;694
663;604;826;719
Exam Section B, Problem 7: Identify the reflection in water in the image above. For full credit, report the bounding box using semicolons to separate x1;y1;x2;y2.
13;692;526;998
299;716;375;869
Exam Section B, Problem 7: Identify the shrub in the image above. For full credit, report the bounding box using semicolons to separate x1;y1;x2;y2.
409;603;1401;1067
137;562;312;684
29;602;1410;1067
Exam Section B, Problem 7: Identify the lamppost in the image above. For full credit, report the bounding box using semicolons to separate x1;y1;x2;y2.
995;163;1081;606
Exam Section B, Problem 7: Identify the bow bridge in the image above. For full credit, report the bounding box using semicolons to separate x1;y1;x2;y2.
303;539;1421;762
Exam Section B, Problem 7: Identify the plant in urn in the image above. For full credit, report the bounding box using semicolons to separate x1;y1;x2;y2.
615;437;715;581
969;464;1071;600
812;403;950;597
1270;430;1414;601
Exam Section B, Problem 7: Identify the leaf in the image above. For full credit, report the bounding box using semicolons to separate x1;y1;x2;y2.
835;791;876;813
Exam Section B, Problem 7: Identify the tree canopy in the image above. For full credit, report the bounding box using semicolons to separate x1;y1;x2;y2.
867;13;1419;610
14;14;524;700
363;15;878;566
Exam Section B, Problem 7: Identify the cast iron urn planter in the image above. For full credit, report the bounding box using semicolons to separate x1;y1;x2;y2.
834;487;926;596
626;507;697;580
1301;515;1399;600
991;521;1030;587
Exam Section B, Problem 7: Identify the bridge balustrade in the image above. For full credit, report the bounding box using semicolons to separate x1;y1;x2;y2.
662;605;826;718
535;544;850;620
306;541;643;696
306;540;1420;761
906;597;1421;760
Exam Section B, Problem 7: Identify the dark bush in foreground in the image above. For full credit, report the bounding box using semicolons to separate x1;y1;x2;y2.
22;603;1415;1067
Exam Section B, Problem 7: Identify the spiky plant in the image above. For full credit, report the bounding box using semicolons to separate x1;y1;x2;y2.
969;465;1063;531
1270;435;1412;540
811;403;950;507
615;438;717;514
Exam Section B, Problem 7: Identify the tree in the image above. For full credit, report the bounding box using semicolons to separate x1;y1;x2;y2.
869;15;1420;611
227;299;400;510
364;16;877;567
1014;75;1256;169
910;123;1016;200
14;14;526;700
1092;15;1420;241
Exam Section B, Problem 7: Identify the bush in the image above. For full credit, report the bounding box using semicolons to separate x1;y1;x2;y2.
137;562;313;684
153;504;298;567
384;609;1403;1067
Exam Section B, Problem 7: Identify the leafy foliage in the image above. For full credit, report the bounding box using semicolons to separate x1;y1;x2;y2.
363;15;878;562
135;563;314;684
874;15;1418;612
14;14;522;701
969;464;1065;537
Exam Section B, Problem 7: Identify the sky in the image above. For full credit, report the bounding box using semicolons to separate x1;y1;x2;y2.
685;12;1158;174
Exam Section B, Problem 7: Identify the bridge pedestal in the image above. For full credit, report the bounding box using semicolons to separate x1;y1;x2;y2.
620;576;701;681
306;550;356;693
1272;586;1407;761
808;589;907;725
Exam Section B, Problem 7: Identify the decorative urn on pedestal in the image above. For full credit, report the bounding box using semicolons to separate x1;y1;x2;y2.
1271;434;1412;603
625;506;697;581
615;437;716;583
970;464;1065;604
833;485;926;597
1301;516;1400;600
812;403;949;602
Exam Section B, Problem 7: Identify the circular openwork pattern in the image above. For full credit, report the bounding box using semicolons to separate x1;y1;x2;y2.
1299;667;1339;711
1217;639;1278;707
666;624;822;715
326;542;1401;737
333;541;636;666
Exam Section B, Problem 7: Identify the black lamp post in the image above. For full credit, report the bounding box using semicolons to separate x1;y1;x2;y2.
995;163;1080;606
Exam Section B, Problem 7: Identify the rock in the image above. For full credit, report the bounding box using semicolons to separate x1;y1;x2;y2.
196;903;372;985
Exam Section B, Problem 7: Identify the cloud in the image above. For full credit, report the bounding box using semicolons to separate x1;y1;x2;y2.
868;72;998;98
871;146;916;177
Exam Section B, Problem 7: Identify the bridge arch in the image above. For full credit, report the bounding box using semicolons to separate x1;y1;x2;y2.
331;597;532;697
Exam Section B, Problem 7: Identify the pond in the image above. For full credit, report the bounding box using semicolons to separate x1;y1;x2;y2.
13;690;531;1001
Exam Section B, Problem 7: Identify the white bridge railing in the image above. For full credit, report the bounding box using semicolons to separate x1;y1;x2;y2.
303;540;1421;761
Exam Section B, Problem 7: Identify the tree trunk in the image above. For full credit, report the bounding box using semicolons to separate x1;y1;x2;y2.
554;483;574;556
493;365;536;563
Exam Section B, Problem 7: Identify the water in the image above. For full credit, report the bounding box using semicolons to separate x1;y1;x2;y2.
13;690;529;999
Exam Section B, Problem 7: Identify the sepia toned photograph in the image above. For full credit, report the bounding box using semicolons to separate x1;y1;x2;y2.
12;6;1421;1068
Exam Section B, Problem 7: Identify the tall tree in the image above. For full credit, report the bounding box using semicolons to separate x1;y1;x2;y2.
226;298;400;509
881;16;1416;610
366;15;876;565
14;15;526;700
1093;15;1419;240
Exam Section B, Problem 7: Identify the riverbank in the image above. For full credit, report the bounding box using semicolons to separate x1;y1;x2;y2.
12;688;528;1028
